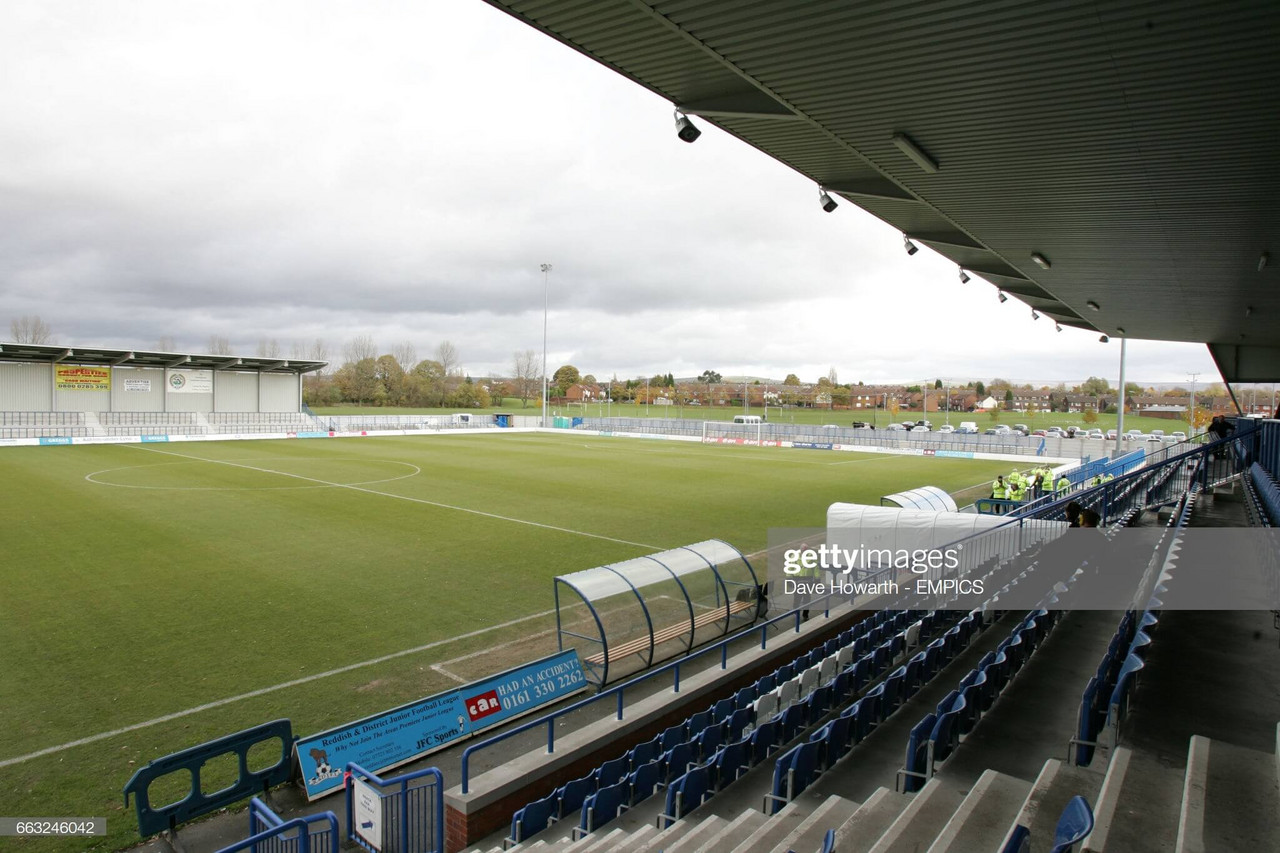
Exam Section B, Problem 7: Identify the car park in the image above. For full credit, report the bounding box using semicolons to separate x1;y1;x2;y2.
983;428;1000;435
955;426;978;434
1171;431;1187;442
937;424;955;433
1106;429;1118;440
1032;429;1048;436
1088;429;1104;439
1014;424;1030;434
850;421;872;429
887;423;906;431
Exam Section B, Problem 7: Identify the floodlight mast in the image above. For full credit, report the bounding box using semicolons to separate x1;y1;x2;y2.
541;263;552;429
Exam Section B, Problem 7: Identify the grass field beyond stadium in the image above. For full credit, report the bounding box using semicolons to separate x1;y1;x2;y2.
0;432;1013;850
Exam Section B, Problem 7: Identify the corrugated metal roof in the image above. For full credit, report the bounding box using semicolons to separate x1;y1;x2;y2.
481;0;1280;380
0;342;326;374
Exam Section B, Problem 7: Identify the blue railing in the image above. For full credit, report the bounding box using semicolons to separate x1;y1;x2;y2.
345;762;444;853
459;589;865;793
214;797;338;853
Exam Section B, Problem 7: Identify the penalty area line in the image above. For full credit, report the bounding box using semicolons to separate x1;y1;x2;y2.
120;443;661;551
0;606;560;769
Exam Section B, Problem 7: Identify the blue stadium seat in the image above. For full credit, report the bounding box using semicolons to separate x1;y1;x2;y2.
1049;796;1094;853
660;740;696;782
594;755;629;788
712;697;735;724
810;713;852;770
1107;653;1146;726
712;738;749;789
695;722;724;760
734;686;756;711
883;665;907;712
659;723;686;752
808;683;833;718
1074;676;1103;767
830;670;854;706
862;682;886;728
687;709;713;735
726;707;753;742
629;736;659;769
850;655;872;692
508;790;559;844
757;672;777;694
555;772;596;818
578;779;629;836
778;702;808;743
764;741;821;814
930;692;966;765
957;670;987;735
748;717;777;765
776;661;797;682
981;649;1009;698
627;760;661;804
660;764;711;826
901;712;937;793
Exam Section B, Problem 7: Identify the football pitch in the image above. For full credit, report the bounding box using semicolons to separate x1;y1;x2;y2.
0;432;1013;850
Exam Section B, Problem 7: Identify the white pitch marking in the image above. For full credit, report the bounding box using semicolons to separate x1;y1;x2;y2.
119;443;661;550
430;664;468;685
0;605;560;769
83;458;422;491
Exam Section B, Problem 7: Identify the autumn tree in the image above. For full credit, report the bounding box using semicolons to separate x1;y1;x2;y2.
511;350;540;408
9;315;53;343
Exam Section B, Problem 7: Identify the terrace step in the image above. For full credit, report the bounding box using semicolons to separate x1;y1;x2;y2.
726;803;806;853
998;759;1103;852
831;788;911;853
767;795;859;853
700;809;768;852
866;778;967;853
925;769;1032;853
1175;734;1280;853
663;815;729;853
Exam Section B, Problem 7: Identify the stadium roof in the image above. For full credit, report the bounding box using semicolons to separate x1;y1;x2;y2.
480;0;1280;383
0;342;327;374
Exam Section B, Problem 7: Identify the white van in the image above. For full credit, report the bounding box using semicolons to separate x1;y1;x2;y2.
733;415;764;424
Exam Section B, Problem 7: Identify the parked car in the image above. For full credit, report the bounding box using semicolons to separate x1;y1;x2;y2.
937;424;955;433
1171;431;1188;442
1032;429;1048;437
955;426;978;434
1151;429;1165;438
850;421;872;429
983;428;1001;435
1014;424;1030;434
1106;429;1118;440
887;423;907;431
1088;429;1104;439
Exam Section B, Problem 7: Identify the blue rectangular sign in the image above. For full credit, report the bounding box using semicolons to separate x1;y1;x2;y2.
37;436;73;445
295;650;586;800
140;435;170;443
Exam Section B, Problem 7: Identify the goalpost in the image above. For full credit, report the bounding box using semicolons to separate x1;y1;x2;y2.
701;419;764;446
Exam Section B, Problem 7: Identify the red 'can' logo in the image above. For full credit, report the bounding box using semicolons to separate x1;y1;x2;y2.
465;690;503;722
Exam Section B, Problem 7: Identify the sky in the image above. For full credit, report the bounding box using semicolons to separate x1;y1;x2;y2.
0;1;1224;387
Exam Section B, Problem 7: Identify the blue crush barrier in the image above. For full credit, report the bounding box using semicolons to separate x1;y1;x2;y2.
345;762;444;853
215;797;338;853
123;719;294;838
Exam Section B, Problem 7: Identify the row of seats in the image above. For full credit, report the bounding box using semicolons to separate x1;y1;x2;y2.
1072;486;1195;767
98;411;197;424
901;606;1059;791
106;426;204;436
772;610;987;809
0;411;84;425
0;426;91;438
207;412;313;424
505;608;927;846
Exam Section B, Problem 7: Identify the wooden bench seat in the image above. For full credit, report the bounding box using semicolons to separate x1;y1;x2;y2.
585;599;755;666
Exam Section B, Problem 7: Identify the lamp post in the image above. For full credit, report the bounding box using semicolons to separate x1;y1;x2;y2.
1188;372;1200;437
540;263;552;428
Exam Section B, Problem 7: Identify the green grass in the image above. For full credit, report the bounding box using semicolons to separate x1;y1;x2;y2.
315;402;1193;434
0;433;1012;850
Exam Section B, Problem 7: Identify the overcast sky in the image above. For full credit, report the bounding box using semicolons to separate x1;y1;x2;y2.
0;1;1224;386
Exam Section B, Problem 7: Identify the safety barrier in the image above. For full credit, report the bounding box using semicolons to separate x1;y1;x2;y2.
123;719;294;838
458;588;861;793
345;762;444;853
215;797;338;853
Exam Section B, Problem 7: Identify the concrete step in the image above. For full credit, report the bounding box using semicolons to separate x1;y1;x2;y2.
1081;745;1186;853
556;829;596;853
1081;746;1131;853
865;778;967;853
1175;734;1280;853
662;815;728;853
832;788;911;853
767;795;859;853
998;759;1104;853
725;803;806;853
926;769;1032;853
700;809;768;852
581;826;629;852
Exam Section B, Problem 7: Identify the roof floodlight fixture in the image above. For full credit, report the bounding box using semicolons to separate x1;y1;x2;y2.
819;187;838;213
674;109;701;143
958;267;970;284
1031;309;1040;320
1116;326;1127;335
903;234;919;256
1086;300;1101;312
1031;252;1052;269
1099;334;1110;343
1055;323;1063;332
998;291;1008;303
1259;252;1270;272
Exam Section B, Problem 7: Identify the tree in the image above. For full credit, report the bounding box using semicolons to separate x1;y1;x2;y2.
511;350;541;408
309;338;331;374
784;374;801;386
374;355;406;405
827;367;839;385
699;369;722;384
344;335;377;365
935;379;943;389
975;380;986;396
1081;376;1111;396
391;342;418;372
1082;407;1099;424
1004;388;1014;405
335;357;379;406
553;365;581;395
256;339;281;358
581;374;597;387
9;315;53;343
207;335;231;355
1124;382;1144;398
411;359;446;407
154;335;176;351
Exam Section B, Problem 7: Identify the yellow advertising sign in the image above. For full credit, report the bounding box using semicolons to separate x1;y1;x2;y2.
55;365;112;391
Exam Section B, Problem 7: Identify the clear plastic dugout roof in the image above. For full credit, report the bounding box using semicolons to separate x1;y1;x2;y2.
554;539;760;685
